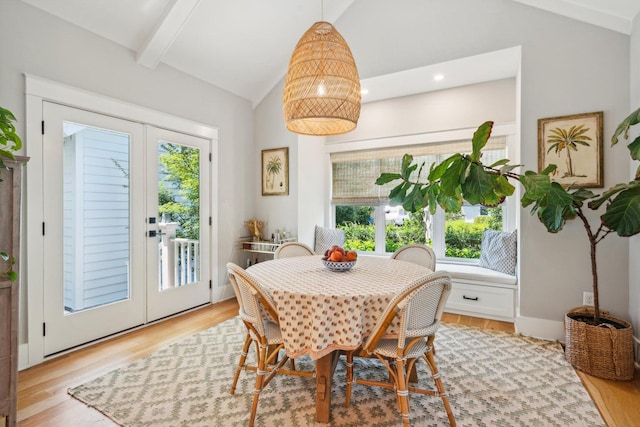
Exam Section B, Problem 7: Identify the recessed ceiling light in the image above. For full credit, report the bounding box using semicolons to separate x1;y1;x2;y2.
361;88;369;95
433;74;444;81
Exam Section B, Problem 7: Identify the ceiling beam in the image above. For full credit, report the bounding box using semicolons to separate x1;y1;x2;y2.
136;0;200;69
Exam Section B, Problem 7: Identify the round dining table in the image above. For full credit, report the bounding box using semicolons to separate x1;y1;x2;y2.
247;254;433;423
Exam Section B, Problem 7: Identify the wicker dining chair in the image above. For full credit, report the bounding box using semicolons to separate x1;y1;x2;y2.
345;271;456;427
226;262;314;427
391;244;436;271
274;241;314;259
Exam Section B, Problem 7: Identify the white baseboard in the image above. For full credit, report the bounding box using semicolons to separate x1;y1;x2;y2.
515;314;564;342
213;282;234;302
19;343;29;371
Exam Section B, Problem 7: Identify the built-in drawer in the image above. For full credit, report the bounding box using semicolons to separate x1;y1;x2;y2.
445;282;515;320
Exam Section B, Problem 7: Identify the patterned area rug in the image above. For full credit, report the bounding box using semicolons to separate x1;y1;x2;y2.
68;318;604;426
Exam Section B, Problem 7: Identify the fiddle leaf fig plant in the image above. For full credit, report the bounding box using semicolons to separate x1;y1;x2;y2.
1;252;17;281
0;105;23;281
376;108;640;325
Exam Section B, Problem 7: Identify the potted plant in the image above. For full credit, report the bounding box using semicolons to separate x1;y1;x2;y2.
0;105;23;281
376;108;640;381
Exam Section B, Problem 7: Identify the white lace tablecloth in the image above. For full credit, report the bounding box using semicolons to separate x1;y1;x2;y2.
247;255;432;360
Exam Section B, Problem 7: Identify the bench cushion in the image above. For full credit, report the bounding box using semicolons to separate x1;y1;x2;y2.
436;263;517;286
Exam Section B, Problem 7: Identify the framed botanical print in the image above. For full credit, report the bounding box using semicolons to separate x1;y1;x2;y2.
261;147;289;196
538;111;603;188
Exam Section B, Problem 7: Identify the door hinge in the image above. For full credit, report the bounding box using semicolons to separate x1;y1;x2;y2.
209;152;212;162
41;120;45;135
209;280;212;289
42;222;45;236
209;216;212;226
43;322;46;336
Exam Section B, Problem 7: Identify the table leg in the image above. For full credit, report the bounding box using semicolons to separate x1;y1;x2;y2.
315;351;340;423
408;363;419;383
386;361;418;384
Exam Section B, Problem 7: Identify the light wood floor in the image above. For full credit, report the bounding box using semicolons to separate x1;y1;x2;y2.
15;302;639;426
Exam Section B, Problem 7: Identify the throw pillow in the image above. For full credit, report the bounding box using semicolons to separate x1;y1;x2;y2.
313;226;345;255
478;229;517;275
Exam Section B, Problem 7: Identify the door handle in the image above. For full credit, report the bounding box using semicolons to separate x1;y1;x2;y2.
148;230;157;237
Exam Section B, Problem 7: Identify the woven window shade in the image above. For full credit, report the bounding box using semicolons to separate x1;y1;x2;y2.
331;137;507;205
282;21;361;136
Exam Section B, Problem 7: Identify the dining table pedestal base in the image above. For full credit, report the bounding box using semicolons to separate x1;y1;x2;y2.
315;350;341;423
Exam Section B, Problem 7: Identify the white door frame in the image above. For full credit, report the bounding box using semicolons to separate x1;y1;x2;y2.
25;74;219;367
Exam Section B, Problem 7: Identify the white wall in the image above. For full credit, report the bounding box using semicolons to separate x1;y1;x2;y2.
254;0;632;337
329;79;517;143
0;0;254;344
629;14;640;346
253;80;299;240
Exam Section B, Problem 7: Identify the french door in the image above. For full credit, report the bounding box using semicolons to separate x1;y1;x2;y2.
145;126;210;322
42;102;210;355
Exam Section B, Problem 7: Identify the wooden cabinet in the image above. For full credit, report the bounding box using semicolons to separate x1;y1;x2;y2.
0;279;18;427
0;156;27;427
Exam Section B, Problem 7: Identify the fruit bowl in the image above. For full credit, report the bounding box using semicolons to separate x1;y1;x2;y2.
322;259;357;272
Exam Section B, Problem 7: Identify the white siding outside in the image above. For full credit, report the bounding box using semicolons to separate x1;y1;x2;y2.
63;127;130;312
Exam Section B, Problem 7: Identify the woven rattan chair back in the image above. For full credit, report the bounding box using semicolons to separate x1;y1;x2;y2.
274;242;314;259
227;262;278;334
391;244;436;271
226;263;313;427
362;271;451;353
346;271;456;427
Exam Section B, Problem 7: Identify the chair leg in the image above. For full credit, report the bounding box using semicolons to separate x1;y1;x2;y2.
395;358;411;427
424;350;456;427
230;333;252;395
249;342;268;427
345;351;354;407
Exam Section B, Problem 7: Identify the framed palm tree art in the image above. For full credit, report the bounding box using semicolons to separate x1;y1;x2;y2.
262;147;289;195
538;111;603;188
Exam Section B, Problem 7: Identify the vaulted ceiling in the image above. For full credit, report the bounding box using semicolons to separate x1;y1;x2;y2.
20;0;640;106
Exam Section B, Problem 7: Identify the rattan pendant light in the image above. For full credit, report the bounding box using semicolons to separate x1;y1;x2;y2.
282;21;361;136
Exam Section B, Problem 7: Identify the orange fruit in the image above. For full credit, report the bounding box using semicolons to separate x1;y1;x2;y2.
345;251;357;261
329;251;343;262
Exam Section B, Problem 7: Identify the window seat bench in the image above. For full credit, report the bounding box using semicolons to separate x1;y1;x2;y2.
435;263;517;322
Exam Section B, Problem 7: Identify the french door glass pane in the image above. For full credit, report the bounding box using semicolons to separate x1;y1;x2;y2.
63;122;130;313
157;141;201;290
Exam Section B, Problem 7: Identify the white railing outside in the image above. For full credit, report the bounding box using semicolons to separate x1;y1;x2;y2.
173;238;200;286
158;221;200;288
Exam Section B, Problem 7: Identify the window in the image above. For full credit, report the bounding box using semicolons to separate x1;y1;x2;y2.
433;202;504;260
331;135;511;261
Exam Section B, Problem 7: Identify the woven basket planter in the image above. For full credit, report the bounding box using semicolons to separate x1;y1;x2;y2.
564;306;635;381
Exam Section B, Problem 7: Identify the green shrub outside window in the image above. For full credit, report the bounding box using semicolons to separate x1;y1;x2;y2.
336;205;502;259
